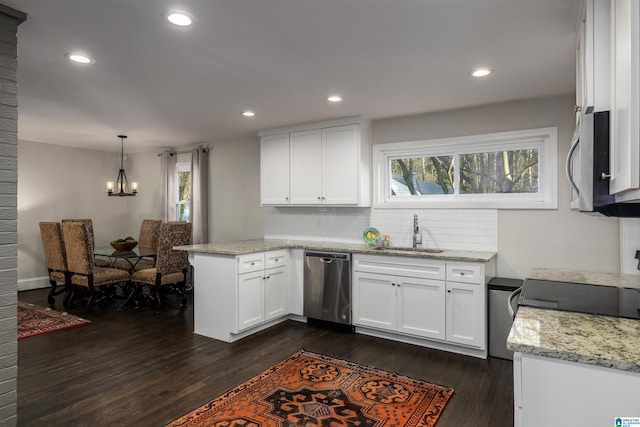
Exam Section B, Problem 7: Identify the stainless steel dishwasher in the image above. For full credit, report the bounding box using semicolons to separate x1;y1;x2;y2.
303;251;352;325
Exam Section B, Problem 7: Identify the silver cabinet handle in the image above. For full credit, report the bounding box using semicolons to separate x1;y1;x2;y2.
566;124;581;195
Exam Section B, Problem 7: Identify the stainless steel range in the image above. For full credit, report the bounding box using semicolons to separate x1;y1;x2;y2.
517;278;640;319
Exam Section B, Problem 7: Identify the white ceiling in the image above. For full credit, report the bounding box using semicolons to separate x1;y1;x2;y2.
5;0;580;153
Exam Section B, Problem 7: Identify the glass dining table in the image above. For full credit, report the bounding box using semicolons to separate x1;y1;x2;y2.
93;246;157;309
94;245;157;270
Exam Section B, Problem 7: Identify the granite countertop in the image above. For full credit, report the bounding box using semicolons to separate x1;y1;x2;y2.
508;267;640;374
507;306;640;373
175;239;497;262
529;267;640;290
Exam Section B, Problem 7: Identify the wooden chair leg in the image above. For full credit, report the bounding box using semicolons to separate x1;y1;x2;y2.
86;276;96;311
48;279;57;306
150;285;161;311
64;285;75;310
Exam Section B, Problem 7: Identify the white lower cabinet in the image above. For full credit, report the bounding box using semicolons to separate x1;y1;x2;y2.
353;271;445;340
514;352;640;427
353;254;489;356
445;262;485;348
236;251;288;332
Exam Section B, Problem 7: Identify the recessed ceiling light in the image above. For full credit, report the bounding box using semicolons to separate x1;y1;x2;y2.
470;68;492;77
327;95;342;103
242;111;256;117
65;53;95;64
166;11;192;26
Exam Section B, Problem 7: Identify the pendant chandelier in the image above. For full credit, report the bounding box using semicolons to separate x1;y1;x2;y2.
106;135;138;196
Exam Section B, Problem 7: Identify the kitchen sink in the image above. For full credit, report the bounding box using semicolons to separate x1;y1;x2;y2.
370;246;445;254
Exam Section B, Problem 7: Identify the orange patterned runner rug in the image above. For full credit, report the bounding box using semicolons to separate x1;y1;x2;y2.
166;349;453;427
18;302;89;339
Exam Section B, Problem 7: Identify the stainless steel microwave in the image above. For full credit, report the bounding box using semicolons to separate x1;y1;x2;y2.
566;111;640;217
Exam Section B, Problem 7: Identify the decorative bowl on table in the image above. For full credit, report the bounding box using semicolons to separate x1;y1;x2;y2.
110;239;138;251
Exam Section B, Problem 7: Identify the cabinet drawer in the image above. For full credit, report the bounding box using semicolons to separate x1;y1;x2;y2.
353;254;445;280
265;250;288;269
237;253;264;274
446;262;483;285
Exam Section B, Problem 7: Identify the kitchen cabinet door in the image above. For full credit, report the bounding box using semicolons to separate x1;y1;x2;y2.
264;266;287;321
352;271;396;332
610;0;640;196
237;270;264;331
446;281;484;348
290;129;322;204
260;133;290;205
575;0;611;118
397;277;446;340
322;125;359;204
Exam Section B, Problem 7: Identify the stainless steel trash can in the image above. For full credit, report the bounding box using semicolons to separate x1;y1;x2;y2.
488;277;523;360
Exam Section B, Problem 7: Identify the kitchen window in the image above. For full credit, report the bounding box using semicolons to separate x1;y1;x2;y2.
373;127;557;209
176;162;191;221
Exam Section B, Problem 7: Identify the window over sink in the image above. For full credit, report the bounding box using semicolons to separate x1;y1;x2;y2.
373;127;557;209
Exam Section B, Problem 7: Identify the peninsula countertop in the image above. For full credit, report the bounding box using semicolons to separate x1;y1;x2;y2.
508;268;640;373
175;239;497;263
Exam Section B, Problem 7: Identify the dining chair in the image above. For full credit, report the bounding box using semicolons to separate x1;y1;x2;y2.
114;219;161;272
38;222;71;307
130;221;192;311
61;218;112;267
62;221;131;311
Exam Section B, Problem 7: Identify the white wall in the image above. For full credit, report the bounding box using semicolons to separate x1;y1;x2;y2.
17;141;133;289
372;95;620;278
126;137;264;243
17;136;265;288
209;137;263;242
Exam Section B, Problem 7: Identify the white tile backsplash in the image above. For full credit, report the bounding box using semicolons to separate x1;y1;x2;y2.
263;206;497;251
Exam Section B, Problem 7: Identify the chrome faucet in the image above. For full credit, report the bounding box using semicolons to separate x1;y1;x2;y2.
413;213;422;248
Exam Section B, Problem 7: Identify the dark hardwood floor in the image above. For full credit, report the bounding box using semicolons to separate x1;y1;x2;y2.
18;288;514;427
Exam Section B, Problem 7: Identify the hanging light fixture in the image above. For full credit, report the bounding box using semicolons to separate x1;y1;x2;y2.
106;135;138;196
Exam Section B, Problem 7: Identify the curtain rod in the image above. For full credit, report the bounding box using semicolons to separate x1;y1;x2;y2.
157;146;210;157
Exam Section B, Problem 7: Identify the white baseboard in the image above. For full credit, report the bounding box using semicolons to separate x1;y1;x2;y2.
18;276;50;292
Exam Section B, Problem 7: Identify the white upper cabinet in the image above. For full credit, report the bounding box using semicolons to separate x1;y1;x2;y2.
260;133;290;205
259;116;371;207
610;0;640;198
290;129;323;204
575;0;611;117
322;125;360;204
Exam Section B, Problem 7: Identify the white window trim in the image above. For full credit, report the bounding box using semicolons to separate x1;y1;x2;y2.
372;127;558;209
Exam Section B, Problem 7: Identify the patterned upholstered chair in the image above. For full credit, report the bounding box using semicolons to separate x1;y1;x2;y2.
62;221;131;311
39;222;71;307
130;221;192;311
114;219;162;272
61;218;112;268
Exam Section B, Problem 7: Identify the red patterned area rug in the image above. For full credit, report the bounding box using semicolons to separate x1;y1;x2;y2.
167;349;453;427
18;302;89;339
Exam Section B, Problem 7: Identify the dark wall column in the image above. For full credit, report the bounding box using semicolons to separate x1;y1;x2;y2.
0;4;26;426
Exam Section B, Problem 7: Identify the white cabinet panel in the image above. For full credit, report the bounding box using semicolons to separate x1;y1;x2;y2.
514;353;640;427
576;0;611;116
446;262;482;285
237;253;264;275
259;117;370;207
264;266;287;320
353;254;487;351
610;0;640;195
398;278;446;340
237;270;264;331
290;129;323;204
353;271;397;331
446;281;484;348
322;125;359;204
260;134;290;205
237;251;289;332
265;250;288;269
